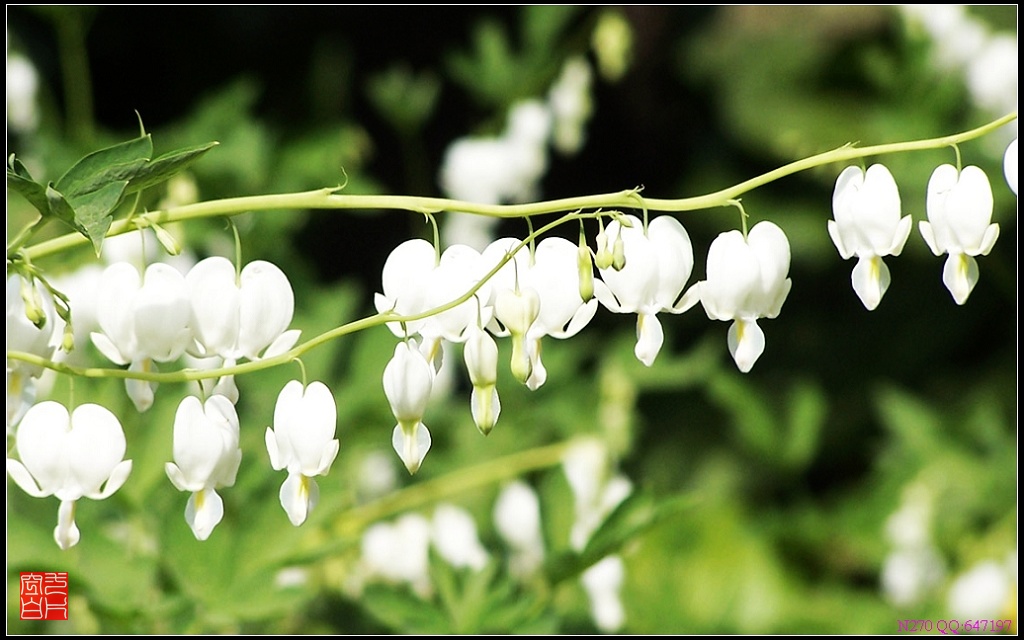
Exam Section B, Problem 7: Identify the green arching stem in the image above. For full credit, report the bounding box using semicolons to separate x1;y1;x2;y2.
8;210;602;383
17;112;1016;262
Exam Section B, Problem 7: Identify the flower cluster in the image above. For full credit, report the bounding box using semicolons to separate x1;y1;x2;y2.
6;254;341;545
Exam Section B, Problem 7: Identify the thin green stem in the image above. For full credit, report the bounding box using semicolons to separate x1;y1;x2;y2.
19;112;1016;263
6;217;50;254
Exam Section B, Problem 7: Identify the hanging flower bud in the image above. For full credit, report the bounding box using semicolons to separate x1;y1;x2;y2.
577;232;595;302
383;341;435;474
494;287;540;384
594;225;614;270
463;324;500;435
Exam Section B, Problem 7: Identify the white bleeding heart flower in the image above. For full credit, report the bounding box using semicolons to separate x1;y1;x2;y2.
6;401;133;549
919;164;1000;305
829;164;913;310
696;221;792;373
265;380;340;526
383;340;434;475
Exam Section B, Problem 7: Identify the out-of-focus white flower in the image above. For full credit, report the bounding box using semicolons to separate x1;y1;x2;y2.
548;56;594;154
431;504;489;571
265;380;340;526
881;547;946;608
6;51;39;133
494;481;545;578
595;215;699;366
947;560;1014;620
965;34;1017;116
581;555;627;633
361;513;433;597
440;100;553;250
563;438;633;551
383;341;434;474
696;221;792;373
6;401;133;549
919;164;999;305
1005;137;1018;196
829;164;913;310
165;395;242;540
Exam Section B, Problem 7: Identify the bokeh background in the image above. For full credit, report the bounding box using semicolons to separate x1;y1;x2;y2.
6;6;1017;634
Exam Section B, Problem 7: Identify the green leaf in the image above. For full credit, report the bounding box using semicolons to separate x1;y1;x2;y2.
69;180;129;255
360;585;450;634
6;155;50;216
55;134;153;197
44;184;79;229
124;141;219;194
545;490;696;585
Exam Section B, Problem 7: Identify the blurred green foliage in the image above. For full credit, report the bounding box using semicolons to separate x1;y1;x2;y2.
6;6;1017;634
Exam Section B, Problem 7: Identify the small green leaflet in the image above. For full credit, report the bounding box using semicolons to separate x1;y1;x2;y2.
7;135;217;255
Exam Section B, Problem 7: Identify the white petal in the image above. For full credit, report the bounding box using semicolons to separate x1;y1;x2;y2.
747;221;791;311
464;326;499;387
261;329;301;359
55;499;81;550
266;426;285;471
383;342;434;423
946;166;994;254
392;422;431;475
524;337;548;391
165;462;192;492
91;460;133;500
942;253;979;305
727;319;766;373
6;458;48;497
238;261;295;360
828;219;853;260
701;230;759;320
918;221;942;256
95;263;141;361
185;488;224;541
287;381;338;476
649;215;695;310
125;359;157;412
279;471;318;526
851;255;891;311
64;403;127;500
15;400;71;495
596;216;657;313
470;385;500;435
185;256;241;357
90;331;129;365
634;312;664;367
1005;138;1017;196
888;215;914;257
975;223;1000;257
134;263;192;362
